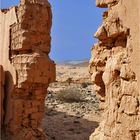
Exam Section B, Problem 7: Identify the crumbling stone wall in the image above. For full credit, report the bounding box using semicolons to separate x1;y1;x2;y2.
0;65;5;137
89;0;140;139
0;0;55;139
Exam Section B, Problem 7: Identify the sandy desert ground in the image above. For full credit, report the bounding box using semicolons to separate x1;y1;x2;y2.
41;63;101;140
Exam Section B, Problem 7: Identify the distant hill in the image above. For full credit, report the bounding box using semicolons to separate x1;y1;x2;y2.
73;61;89;67
56;59;89;67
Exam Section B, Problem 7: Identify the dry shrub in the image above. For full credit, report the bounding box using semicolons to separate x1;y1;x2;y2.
81;82;88;88
55;87;83;103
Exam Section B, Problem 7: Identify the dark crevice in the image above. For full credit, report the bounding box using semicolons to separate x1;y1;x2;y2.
15;6;19;23
11;49;33;56
9;27;12;63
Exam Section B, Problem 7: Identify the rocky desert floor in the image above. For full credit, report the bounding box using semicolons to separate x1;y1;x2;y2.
41;64;101;140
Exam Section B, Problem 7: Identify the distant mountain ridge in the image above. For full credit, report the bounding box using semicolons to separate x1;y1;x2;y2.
56;59;89;67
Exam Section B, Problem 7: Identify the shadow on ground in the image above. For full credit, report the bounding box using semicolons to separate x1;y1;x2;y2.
42;107;99;140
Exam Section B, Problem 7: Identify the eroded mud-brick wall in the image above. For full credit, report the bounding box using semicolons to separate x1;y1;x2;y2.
89;0;140;140
0;66;5;137
0;0;55;139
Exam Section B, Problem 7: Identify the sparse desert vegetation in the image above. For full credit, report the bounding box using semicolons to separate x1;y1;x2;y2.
55;87;84;103
41;64;100;140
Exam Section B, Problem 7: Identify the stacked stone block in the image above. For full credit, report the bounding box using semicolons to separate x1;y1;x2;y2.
0;0;55;139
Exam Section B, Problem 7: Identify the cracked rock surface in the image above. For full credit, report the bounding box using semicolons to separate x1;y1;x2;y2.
89;0;140;139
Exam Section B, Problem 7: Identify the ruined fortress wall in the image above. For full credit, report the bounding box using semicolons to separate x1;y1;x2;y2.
0;65;5;136
0;0;55;139
89;0;140;139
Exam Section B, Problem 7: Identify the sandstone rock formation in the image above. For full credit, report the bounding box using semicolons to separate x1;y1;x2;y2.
0;0;55;139
89;0;140;139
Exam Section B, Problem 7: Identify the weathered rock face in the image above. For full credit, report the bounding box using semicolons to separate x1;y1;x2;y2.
0;65;5;137
0;0;55;139
89;0;140;139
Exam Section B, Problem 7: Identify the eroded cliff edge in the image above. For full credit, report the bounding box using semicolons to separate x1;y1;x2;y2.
0;0;55;139
89;0;140;139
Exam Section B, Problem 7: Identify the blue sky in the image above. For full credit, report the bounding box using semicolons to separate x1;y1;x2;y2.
1;0;104;62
